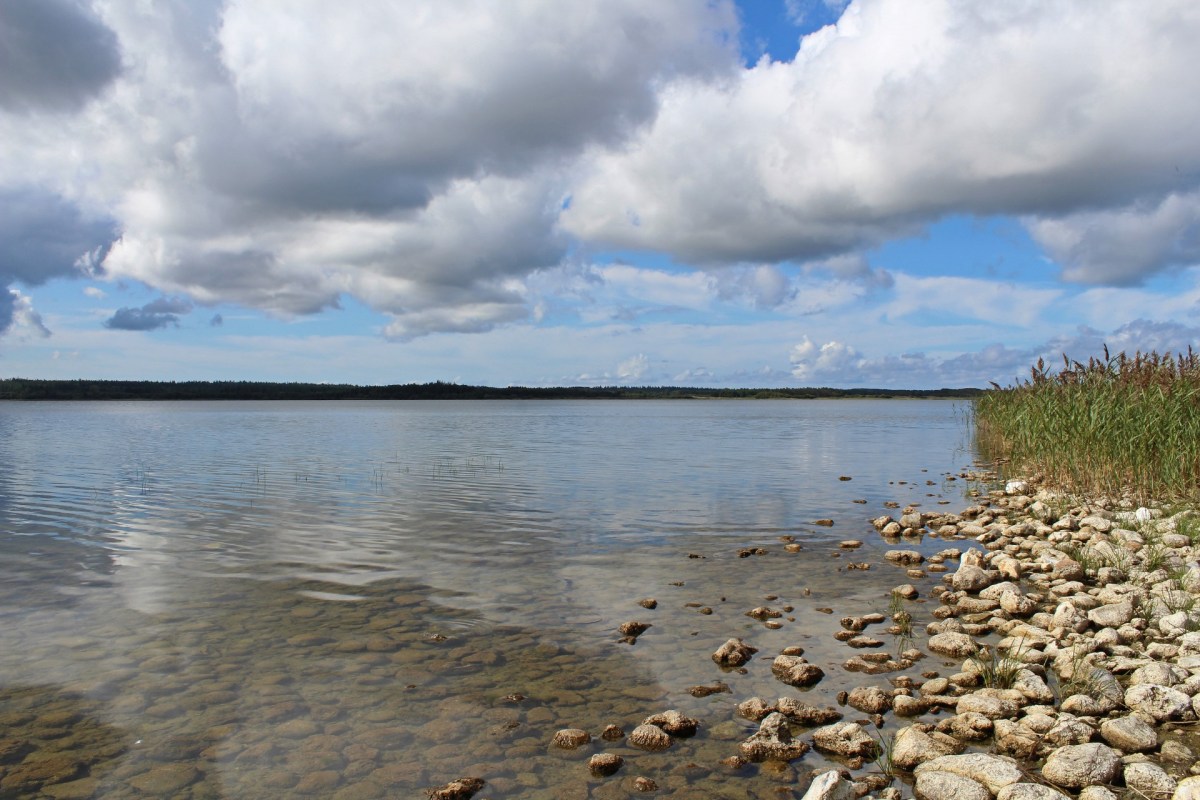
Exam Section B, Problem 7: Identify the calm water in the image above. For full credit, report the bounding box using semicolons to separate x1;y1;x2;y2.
0;399;978;799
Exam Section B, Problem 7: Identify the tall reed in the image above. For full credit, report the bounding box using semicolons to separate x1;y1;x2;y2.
974;347;1200;503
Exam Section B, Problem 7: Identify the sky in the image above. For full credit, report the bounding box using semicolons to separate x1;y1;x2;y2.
2;0;1200;389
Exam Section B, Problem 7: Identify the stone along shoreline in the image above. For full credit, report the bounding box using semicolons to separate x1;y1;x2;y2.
511;474;1200;800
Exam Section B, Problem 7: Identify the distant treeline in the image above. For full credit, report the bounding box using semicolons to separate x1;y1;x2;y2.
0;378;983;401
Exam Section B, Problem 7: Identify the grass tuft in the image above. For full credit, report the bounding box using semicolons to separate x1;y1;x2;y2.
975;348;1200;504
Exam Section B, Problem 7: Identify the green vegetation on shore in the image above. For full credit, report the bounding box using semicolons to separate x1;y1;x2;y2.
0;378;982;402
974;348;1200;502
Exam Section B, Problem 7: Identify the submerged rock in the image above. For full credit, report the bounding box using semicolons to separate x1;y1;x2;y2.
627;724;671;752
427;777;485;800
588;753;623;777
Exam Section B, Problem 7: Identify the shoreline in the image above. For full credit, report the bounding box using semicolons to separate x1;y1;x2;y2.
779;473;1200;800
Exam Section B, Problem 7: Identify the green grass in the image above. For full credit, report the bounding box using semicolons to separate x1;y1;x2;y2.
974;348;1200;503
969;642;1026;690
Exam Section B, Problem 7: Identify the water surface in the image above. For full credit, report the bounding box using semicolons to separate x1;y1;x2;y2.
0;399;976;799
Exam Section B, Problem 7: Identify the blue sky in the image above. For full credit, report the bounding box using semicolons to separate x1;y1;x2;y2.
2;0;1200;388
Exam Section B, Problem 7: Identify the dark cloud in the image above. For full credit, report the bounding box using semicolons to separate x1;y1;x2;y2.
209;313;222;327
104;297;193;331
0;0;122;113
0;188;117;335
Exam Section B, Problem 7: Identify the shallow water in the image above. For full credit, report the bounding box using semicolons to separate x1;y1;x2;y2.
0;399;979;798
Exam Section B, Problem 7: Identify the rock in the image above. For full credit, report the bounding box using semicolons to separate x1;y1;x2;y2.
1174;776;1200;800
945;712;993;740
739;712;809;762
955;694;1020;720
588;753;623;777
886;550;924;565
638;598;657;609
128;765;199;794
1079;788;1118;800
914;753;1024;795
688;682;730;697
551;728;591;749
992;719;1041;759
772;655;825;687
1125;762;1176;798
619;621;651;639
775;698;843;725
1131;663;1186;687
1012;671;1055;704
601;724;625;741
847;686;892;714
427;777;485;800
928;633;978;658
1088;602;1134;628
1040;743;1120;789
627;724;671;752
892;726;964;770
1099;715;1157;752
736;697;773;721
642;710;698;737
811;722;877;758
894;695;930;716
1052;602;1089;633
633;777;657;792
952;565;994;592
914;770;990;800
1125;684;1194;722
801;770;857;800
997;785;1071;800
712;638;757;667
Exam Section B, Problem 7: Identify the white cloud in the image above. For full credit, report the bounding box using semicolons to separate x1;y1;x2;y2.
616;353;650;382
789;335;863;381
563;0;1200;276
1026;191;1200;285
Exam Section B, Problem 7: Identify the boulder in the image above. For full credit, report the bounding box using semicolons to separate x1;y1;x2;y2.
1040;743;1120;789
712;638;757;667
1173;776;1200;800
914;770;990;800
627;724;671;752
588;754;623;777
891;726;963;770
847;686;892;714
952;565;994;592
1125;684;1193;722
1099;715;1157;752
551;729;590;749
739;712;809;762
996;784;1071;800
772;655;825;687
1124;762;1176;799
800;770;857;800
928;633;978;658
913;753;1024;795
811;722;878;758
641;710;698;737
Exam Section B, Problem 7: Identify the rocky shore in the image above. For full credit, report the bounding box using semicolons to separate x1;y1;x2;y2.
540;474;1200;800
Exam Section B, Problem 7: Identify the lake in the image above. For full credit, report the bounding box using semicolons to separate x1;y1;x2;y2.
0;399;979;799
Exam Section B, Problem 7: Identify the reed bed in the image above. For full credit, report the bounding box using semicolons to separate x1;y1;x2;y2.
973;347;1200;503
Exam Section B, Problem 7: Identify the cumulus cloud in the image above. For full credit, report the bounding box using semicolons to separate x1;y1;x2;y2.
11;1;737;338
789;335;863;382
4;0;1200;347
1026;191;1200;285
104;296;193;331
563;1;1200;276
0;0;122;113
